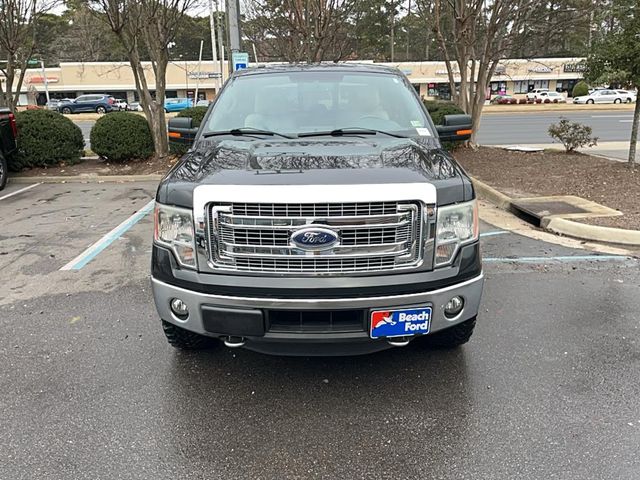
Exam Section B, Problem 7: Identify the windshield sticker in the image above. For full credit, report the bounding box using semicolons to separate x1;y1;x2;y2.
411;120;422;127
415;128;431;136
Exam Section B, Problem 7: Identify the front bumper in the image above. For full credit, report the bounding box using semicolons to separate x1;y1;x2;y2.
152;272;484;356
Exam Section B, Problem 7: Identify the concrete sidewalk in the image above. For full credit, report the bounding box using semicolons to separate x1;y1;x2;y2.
487;141;639;163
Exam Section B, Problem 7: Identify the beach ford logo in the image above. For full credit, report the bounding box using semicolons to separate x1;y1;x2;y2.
370;307;432;339
291;227;339;251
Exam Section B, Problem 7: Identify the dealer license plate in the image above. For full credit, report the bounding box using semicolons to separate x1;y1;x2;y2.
370;307;432;339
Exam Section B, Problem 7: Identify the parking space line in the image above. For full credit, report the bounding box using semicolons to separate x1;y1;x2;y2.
480;230;508;237
0;183;41;201
483;255;630;264
60;199;155;271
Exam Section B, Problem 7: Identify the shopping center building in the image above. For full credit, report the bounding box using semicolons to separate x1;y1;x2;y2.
2;57;587;106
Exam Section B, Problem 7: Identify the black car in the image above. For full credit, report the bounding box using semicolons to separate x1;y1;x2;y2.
0;107;18;190
58;94;115;114
154;64;482;356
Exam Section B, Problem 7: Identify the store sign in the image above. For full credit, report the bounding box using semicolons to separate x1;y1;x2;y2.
528;66;553;73
494;64;507;75
564;63;587;73
188;71;221;79
27;76;59;84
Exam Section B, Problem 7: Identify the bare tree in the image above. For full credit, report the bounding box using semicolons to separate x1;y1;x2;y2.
89;0;199;157
416;0;544;144
0;0;59;111
244;0;355;63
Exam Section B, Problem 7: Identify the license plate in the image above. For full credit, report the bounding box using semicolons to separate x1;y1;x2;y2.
370;307;432;339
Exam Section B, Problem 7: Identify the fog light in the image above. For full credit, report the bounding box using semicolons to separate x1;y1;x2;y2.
444;296;464;318
170;298;189;318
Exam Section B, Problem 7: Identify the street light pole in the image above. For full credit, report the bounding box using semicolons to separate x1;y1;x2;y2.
208;0;219;91
40;60;50;105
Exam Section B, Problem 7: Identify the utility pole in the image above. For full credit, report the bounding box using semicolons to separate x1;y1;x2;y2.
215;0;224;83
406;0;411;61
226;0;242;73
208;0;219;91
390;13;395;62
194;39;204;102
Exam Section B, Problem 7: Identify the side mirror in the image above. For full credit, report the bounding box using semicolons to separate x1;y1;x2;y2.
436;114;473;142
168;117;199;147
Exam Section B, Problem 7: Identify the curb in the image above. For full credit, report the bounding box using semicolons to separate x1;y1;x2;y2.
543;217;640;246
9;174;163;184
471;177;640;247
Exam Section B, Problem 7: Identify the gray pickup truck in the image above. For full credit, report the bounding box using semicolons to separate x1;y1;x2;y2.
153;64;483;356
0;107;18;190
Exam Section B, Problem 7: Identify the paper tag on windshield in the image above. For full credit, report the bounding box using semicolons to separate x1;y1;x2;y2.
411;120;422;127
415;128;431;136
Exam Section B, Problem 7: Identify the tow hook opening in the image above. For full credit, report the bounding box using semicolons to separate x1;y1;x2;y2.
386;336;412;347
223;336;246;348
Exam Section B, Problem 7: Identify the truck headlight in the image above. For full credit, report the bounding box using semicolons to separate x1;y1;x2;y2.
154;203;196;268
435;200;478;267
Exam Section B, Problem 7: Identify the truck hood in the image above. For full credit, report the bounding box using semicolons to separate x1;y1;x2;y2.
157;137;473;207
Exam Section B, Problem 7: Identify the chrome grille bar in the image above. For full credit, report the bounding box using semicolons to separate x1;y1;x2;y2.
205;200;426;275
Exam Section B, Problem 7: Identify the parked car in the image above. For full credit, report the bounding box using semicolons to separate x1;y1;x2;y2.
58;94;115;114
129;101;143;112
526;88;549;100
196;99;211;107
536;91;567;103
615;90;637;103
0;107;18;190
157;64;482;355
490;95;517;104
114;98;129;111
573;89;627;104
164;97;193;112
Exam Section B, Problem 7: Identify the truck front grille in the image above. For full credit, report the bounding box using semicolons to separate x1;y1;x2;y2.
207;201;425;275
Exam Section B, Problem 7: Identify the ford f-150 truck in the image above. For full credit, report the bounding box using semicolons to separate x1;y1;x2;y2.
153;64;483;356
0;107;18;191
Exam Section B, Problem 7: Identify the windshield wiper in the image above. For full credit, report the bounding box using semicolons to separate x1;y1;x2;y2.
297;128;408;139
203;128;294;139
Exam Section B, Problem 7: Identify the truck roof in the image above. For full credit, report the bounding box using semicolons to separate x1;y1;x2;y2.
232;62;404;78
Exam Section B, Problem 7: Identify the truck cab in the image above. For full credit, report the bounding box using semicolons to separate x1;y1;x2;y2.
0;107;18;190
153;64;483;356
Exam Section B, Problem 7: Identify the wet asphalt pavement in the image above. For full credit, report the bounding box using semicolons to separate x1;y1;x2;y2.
1;181;639;479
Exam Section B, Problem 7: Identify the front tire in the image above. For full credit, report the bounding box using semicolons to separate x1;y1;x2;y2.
586;99;594;104
0;153;7;191
96;106;107;114
424;317;477;349
162;320;216;350
62;107;72;114
614;98;622;104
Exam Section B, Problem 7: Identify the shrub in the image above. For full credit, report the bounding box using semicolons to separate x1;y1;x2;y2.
509;98;518;104
11;110;84;170
572;80;589;98
548;118;598;152
518;98;527;104
176;106;209;127
90;112;154;162
544;98;551;103
553;99;559;103
423;100;465;125
535;98;542;104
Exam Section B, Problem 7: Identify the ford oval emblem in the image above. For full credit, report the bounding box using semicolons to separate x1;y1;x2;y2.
291;227;339;251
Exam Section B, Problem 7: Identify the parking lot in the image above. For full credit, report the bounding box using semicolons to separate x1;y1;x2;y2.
1;180;639;479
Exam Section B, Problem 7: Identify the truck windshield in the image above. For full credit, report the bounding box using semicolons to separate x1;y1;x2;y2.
204;71;432;138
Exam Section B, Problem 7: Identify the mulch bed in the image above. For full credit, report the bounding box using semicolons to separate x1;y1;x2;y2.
454;147;640;230
15;155;179;177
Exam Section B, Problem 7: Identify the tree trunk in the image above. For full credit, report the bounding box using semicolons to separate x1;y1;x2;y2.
629;93;640;167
